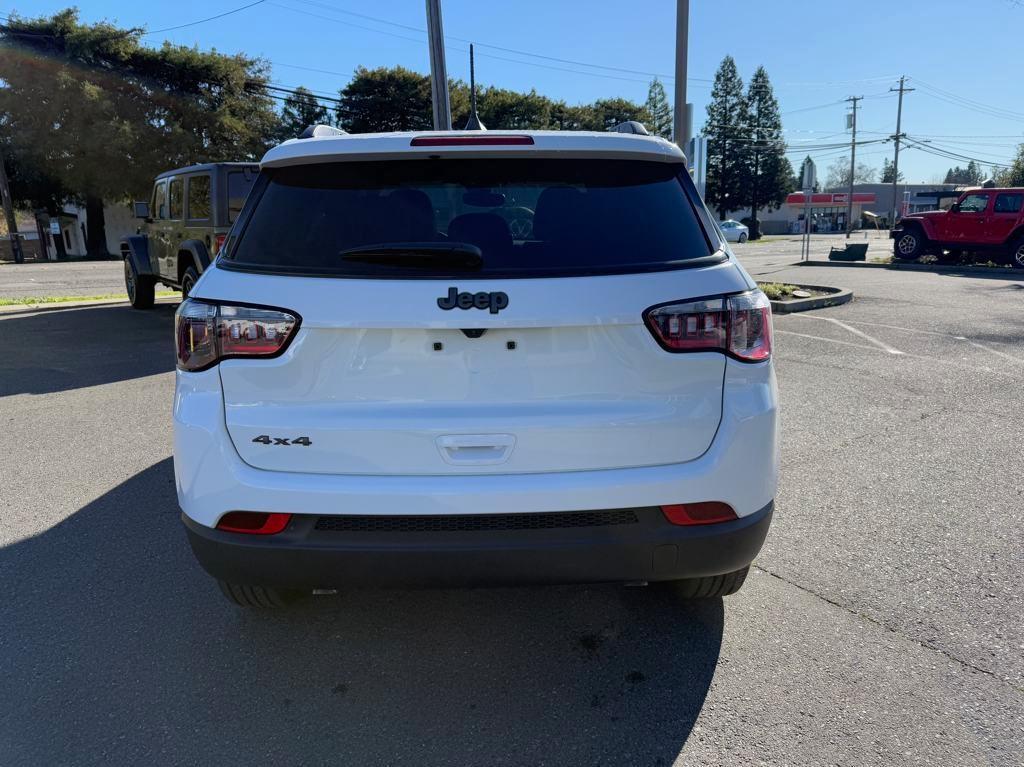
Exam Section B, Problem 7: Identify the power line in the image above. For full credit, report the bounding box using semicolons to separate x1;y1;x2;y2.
281;0;702;82
267;1;667;85
142;0;267;36
1;2;269;40
911;78;1024;123
903;138;1012;169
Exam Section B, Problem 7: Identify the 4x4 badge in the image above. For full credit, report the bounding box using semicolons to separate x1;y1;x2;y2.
437;287;509;314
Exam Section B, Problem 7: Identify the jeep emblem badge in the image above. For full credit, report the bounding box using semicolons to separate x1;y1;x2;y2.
437;287;509;315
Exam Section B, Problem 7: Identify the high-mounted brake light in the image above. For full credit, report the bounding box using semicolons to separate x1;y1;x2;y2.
644;290;772;362
410;135;535;147
175;299;300;372
216;512;292;535
660;502;738;526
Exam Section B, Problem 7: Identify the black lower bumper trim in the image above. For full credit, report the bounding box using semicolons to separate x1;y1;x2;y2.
183;502;774;589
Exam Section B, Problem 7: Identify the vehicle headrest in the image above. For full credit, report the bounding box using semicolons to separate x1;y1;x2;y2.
532;186;586;241
447;213;512;255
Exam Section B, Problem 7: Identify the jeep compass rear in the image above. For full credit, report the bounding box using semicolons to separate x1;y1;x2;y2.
173;130;778;607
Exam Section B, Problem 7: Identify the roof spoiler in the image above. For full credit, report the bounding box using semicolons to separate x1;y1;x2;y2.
298;124;347;139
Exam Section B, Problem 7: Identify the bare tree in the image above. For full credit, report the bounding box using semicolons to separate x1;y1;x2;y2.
825;157;877;189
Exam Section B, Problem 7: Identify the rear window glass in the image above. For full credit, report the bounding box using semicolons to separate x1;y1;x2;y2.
188;175;211;220
228;170;257;223
227;159;715;278
994;193;1023;213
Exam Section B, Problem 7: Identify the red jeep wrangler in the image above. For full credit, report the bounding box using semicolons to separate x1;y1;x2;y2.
892;188;1024;268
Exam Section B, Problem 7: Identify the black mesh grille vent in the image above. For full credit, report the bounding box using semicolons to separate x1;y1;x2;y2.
313;510;639;533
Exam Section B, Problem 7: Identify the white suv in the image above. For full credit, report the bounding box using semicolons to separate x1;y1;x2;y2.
173;129;778;607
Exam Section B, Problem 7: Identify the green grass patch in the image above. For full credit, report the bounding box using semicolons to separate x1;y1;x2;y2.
757;282;800;301
0;291;177;307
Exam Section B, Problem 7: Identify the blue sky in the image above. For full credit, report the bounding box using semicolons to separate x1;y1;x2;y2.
10;0;1024;182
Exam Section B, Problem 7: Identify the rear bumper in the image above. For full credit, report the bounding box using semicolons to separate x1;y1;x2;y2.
174;359;778;527
183;502;773;588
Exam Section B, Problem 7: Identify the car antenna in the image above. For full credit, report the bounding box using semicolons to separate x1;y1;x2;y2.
463;44;486;131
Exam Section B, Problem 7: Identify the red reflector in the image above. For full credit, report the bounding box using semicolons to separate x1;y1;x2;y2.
216;512;292;535
660;502;738;526
411;135;535;147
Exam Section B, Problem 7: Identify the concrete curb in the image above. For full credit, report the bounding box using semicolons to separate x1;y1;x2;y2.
800;260;1022;277
0;296;178;316
765;284;854;314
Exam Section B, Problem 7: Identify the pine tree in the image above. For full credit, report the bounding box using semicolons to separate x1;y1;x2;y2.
965;160;984;185
279;87;330;140
1007;144;1024;185
702;56;749;216
645;78;673;139
742;66;794;237
335;66;433;133
881;158;904;183
944;161;985;185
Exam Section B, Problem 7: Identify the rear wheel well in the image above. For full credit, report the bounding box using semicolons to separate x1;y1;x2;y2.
177;251;196;283
1006;225;1024;247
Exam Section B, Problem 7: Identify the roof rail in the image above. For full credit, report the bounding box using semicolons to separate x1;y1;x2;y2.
612;121;650;136
298;124;347;139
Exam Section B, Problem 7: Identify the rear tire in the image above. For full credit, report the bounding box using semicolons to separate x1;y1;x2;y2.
893;229;926;261
180;265;200;299
217;580;304;608
124;258;155;310
658;566;750;599
1010;237;1024;269
738;232;748;243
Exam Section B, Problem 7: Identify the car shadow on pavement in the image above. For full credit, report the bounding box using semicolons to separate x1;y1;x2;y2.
0;304;176;397
0;458;723;766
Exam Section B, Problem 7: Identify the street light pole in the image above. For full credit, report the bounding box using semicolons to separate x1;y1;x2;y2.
673;0;689;153
425;0;451;131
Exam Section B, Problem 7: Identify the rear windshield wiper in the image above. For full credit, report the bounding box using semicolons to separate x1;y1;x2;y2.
339;242;483;270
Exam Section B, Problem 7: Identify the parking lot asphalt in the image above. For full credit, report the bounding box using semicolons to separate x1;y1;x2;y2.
1;246;1022;765
0;259;129;299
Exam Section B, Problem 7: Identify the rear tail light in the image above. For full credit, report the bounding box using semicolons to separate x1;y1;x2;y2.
661;502;738;526
213;233;227;255
644;290;772;362
175;299;300;372
216;512;291;535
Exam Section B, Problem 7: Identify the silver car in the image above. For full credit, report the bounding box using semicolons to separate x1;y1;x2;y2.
719;219;749;243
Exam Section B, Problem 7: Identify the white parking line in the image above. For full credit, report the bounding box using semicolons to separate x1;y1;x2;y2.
774;329;1024;379
788;314;1023;364
814;317;905;355
955;338;1023;364
775;330;883;353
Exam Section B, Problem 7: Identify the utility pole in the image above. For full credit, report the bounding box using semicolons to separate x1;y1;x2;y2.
673;0;689;152
424;0;451;130
888;76;914;227
0;151;24;264
845;95;862;239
